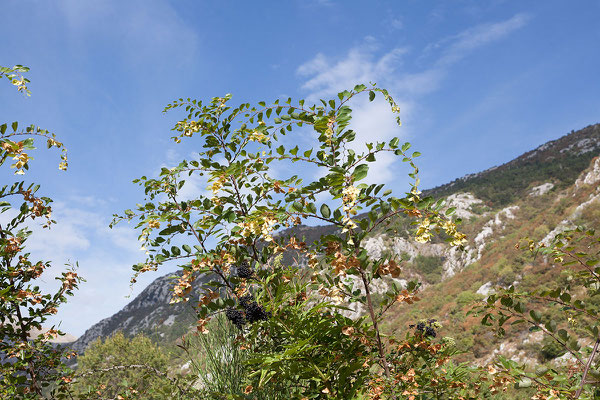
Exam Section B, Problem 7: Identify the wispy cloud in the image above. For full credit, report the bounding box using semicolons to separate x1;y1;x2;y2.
297;38;408;102
295;14;529;184
434;13;530;67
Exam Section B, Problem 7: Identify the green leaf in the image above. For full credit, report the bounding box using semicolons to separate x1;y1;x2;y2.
557;329;568;342
545;320;557;333
353;164;369;181
369;91;375;101
500;296;513;307
320;204;331;219
516;378;532;388
291;201;303;212
568;338;580;350
530;310;542;323
11;121;17;132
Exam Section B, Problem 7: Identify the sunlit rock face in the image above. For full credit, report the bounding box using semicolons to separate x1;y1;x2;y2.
443;192;483;219
575;157;600;187
529;182;554;196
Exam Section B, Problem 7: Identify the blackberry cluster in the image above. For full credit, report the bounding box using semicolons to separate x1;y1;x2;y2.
240;294;271;323
410;319;437;338
226;295;271;329
236;261;254;279
225;308;246;329
244;300;271;323
239;294;253;309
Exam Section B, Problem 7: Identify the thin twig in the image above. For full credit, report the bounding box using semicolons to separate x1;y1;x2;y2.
574;337;600;399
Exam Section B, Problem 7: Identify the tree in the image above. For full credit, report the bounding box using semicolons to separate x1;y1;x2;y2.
114;85;479;398
0;64;81;399
71;332;186;399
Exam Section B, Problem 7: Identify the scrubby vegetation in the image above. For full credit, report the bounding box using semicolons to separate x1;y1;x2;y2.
2;64;600;399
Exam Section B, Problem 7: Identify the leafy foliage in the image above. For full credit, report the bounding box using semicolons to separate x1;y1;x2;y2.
70;332;193;399
0;65;81;399
0;65;31;96
114;85;471;398
475;227;600;399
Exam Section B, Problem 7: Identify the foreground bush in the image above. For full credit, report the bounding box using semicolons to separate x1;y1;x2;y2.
0;64;80;399
113;85;487;398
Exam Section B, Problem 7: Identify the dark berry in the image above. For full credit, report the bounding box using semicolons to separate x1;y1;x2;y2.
237;261;254;279
239;294;253;309
425;326;437;338
242;299;271;323
225;308;246;329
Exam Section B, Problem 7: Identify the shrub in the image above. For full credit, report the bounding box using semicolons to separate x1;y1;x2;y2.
0;64;80;399
113;85;474;398
475;227;600;398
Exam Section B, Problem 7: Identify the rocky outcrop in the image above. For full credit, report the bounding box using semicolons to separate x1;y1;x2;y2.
529;183;554;196
575;157;600;188
443;193;483;219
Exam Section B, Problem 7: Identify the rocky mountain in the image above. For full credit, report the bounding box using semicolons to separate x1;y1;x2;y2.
71;123;600;364
70;274;208;355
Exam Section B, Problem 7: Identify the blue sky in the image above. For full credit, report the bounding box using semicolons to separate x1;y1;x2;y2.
1;0;599;336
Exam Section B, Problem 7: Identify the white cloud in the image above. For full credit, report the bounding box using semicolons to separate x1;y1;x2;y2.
295;14;529;185
435;13;530;67
387;17;404;31
297;39;407;102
